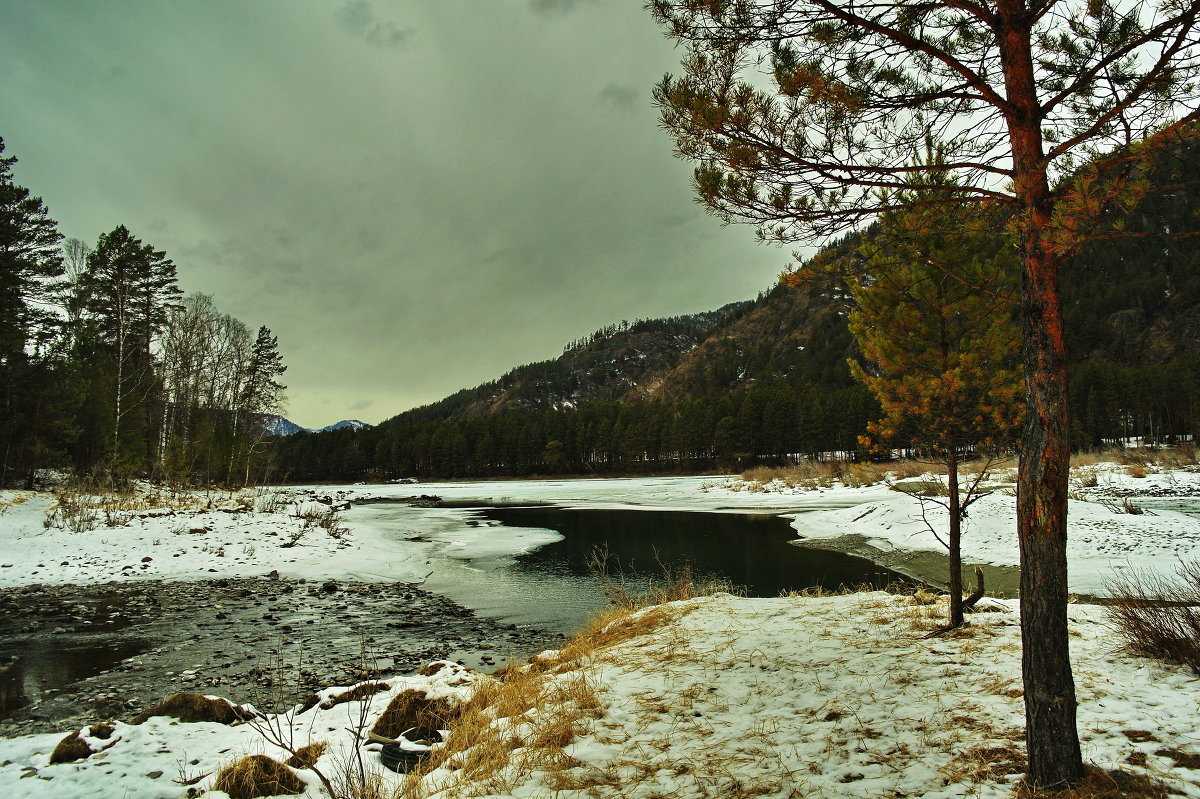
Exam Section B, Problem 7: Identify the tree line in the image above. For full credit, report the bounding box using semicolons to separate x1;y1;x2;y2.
273;380;878;482
0;137;287;488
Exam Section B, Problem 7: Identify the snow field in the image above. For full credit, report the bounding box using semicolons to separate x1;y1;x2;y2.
3;592;1198;798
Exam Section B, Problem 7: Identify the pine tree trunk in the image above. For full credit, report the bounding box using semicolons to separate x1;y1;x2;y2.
947;449;963;628
996;5;1086;781
1019;240;1084;789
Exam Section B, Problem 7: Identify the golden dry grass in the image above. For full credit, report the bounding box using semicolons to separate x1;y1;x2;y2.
370;690;461;740
1015;766;1177;799
284;741;329;769
942;742;1026;784
132;692;254;725
385;572;725;798
212;755;307;799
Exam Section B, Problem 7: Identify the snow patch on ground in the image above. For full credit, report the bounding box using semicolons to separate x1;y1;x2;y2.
786;467;1200;595
3;593;1198;798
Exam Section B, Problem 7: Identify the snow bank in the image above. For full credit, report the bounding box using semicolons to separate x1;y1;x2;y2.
4;593;1198;798
788;481;1200;595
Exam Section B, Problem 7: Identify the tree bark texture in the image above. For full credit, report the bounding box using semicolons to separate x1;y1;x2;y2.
1018;241;1084;789
997;2;1086;783
947;449;964;628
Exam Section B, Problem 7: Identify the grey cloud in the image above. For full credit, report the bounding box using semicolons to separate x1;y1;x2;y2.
598;83;640;110
337;1;414;49
529;0;593;15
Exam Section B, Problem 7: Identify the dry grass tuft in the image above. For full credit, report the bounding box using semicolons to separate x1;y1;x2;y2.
132;692;254;725
943;742;1026;784
393;671;606;798
284;741;328;769
557;604;680;665
320;681;389;710
212;754;307;799
370;689;460;740
1015;766;1177;799
48;722;116;764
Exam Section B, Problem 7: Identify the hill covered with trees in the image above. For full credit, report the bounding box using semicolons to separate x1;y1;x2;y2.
272;133;1200;483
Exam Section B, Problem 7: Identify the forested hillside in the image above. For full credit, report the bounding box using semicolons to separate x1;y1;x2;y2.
272;135;1200;483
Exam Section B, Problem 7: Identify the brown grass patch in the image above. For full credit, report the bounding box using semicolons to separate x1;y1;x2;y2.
284;741;328;769
370;689;460;739
320;681;389;710
943;743;1026;784
212;755;306;799
741;458;901;489
132;692;255;725
48;722;115;764
1155;748;1200;769
1015;766;1178;798
1123;730;1160;743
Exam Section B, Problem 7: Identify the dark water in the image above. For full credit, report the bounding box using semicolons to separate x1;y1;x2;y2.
1136;498;1200;518
0;640;148;716
423;506;905;635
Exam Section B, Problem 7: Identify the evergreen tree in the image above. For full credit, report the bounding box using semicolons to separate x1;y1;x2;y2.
77;225;181;473
0;137;66;486
848;198;1024;627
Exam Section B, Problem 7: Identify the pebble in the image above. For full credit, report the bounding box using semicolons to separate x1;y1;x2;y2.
0;577;560;737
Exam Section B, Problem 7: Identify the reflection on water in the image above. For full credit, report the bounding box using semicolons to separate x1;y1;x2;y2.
423;506;904;635
0;638;148;717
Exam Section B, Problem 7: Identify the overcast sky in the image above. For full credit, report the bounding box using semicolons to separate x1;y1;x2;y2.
1;0;788;428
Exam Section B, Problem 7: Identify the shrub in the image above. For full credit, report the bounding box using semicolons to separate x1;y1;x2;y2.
1106;561;1200;673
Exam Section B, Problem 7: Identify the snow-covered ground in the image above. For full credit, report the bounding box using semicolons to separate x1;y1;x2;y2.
3;592;1198;799
2;467;1198;594
785;466;1200;595
3;466;1200;798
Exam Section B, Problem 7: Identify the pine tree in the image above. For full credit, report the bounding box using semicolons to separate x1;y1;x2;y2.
848;198;1024;627
78;225;181;474
0;138;66;486
650;1;1200;783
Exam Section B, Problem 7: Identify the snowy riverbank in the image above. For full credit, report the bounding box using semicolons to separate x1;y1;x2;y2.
3;467;1200;797
3;591;1199;799
3;466;1199;595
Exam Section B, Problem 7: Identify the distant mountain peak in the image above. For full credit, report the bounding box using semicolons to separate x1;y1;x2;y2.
259;415;373;436
317;419;369;433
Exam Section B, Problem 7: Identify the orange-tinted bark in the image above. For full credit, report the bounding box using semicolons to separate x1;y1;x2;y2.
997;0;1085;787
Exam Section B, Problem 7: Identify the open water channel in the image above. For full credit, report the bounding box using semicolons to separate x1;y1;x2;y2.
421;505;904;634
0;502;899;734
